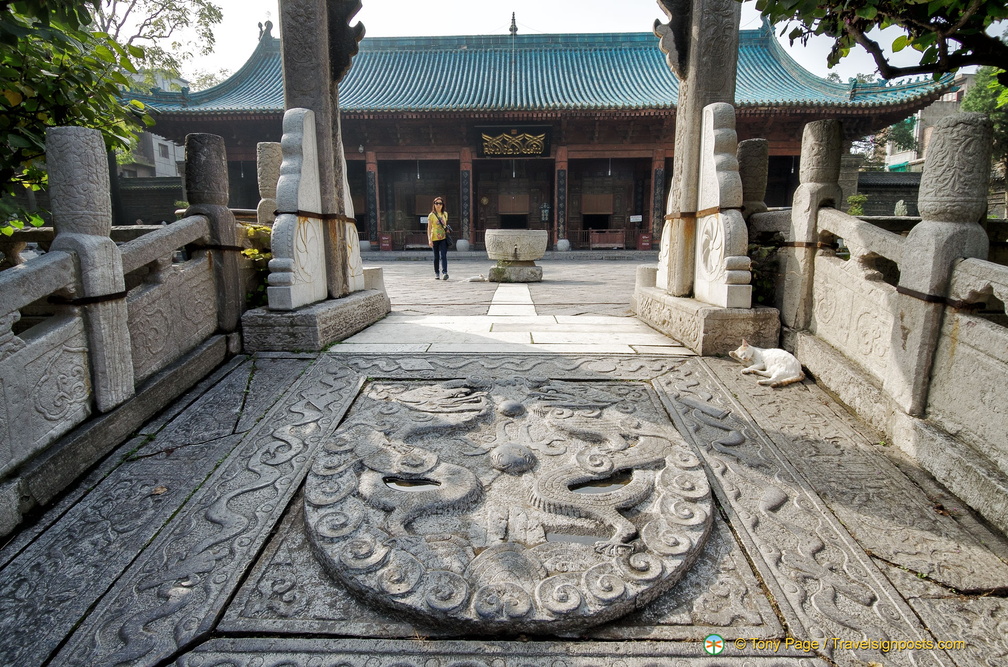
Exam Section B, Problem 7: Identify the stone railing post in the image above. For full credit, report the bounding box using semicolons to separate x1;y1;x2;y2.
256;141;282;226
737;138;768;221
185;133;243;333
47;127;134;413
780;120;843;330
889;113;991;415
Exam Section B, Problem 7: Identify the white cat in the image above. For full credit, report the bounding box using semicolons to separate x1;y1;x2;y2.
729;339;805;388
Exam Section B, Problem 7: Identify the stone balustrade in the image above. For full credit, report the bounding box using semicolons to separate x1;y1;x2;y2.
0;128;244;537
774;112;1008;533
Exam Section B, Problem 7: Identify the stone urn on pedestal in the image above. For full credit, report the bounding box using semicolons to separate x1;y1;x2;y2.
485;229;548;282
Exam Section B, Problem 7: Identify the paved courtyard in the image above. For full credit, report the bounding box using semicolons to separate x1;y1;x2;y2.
1;255;1006;666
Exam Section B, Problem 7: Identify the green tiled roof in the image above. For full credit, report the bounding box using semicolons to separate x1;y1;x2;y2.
140;23;952;115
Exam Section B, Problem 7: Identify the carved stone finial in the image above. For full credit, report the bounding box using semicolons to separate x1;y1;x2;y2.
799;120;842;187
918;112;992;223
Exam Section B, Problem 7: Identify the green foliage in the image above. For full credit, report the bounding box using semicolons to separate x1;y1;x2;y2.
92;0;223;78
241;223;272;308
1;0;152;233
961;66;1008;177
847;193;868;216
754;0;1008;83
747;243;780;306
887;117;917;152
187;67;231;92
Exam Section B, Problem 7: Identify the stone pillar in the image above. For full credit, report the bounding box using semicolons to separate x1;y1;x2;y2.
459;147;473;249
890;113;991;415
737;138;768;221
655;0;740;297
47;127;134;413
365;150;380;243
839;151;864;213
279;0;364;299
185;133;244;333
780;120;843;331
256;142;282;226
554;146;568;249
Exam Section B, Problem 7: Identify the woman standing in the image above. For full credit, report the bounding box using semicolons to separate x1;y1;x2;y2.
427;196;451;280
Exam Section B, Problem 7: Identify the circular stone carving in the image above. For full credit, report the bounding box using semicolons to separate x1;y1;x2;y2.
304;379;713;633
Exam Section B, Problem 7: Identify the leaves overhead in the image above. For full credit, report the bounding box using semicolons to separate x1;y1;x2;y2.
92;0;223;78
754;0;1008;84
961;66;1008;177
0;0;152;233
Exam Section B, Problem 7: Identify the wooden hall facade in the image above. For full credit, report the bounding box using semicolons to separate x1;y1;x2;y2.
141;23;952;250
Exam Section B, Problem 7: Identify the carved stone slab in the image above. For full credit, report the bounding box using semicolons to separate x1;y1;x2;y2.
656;363;952;666
304;378;713;633
223;500;779;641
127;256;217;384
178;637;830;666
268;108;328;311
0;316;90;477
705;356;1008;593
52;355;361;666
345;220;365;292
9;353;990;667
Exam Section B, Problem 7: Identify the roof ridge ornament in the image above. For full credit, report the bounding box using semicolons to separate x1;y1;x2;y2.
258;20;274;41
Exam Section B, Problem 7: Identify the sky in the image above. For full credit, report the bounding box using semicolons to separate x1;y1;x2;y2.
183;0;917;83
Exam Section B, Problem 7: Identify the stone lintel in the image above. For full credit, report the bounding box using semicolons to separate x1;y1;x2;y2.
242;289;391;352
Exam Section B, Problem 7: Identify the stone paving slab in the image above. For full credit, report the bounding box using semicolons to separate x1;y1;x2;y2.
2;254;1006;666
705;357;1008;593
530;330;679;346
491;320;660;332
179;637;829;666
224;486;780;643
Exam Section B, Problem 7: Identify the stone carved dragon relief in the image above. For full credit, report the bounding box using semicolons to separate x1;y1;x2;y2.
304;378;713;633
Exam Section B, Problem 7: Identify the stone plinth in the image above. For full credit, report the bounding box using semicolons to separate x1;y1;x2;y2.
634;265;779;355
489;262;543;283
486;229;548;283
243;267;390;352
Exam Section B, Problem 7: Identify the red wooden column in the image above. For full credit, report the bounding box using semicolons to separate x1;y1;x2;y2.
365;150;380;243
554;146;568;246
459;147;473;245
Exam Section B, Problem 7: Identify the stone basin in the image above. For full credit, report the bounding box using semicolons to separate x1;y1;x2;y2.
485;229;548;262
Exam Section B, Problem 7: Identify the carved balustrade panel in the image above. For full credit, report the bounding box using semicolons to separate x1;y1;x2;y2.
928;258;1008;470
810;254;897;386
0;315;90;477
127;256;218;384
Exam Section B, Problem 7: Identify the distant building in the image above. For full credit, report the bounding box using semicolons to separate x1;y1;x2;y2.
139;22;953;249
119;132;184;179
885;74;975;173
